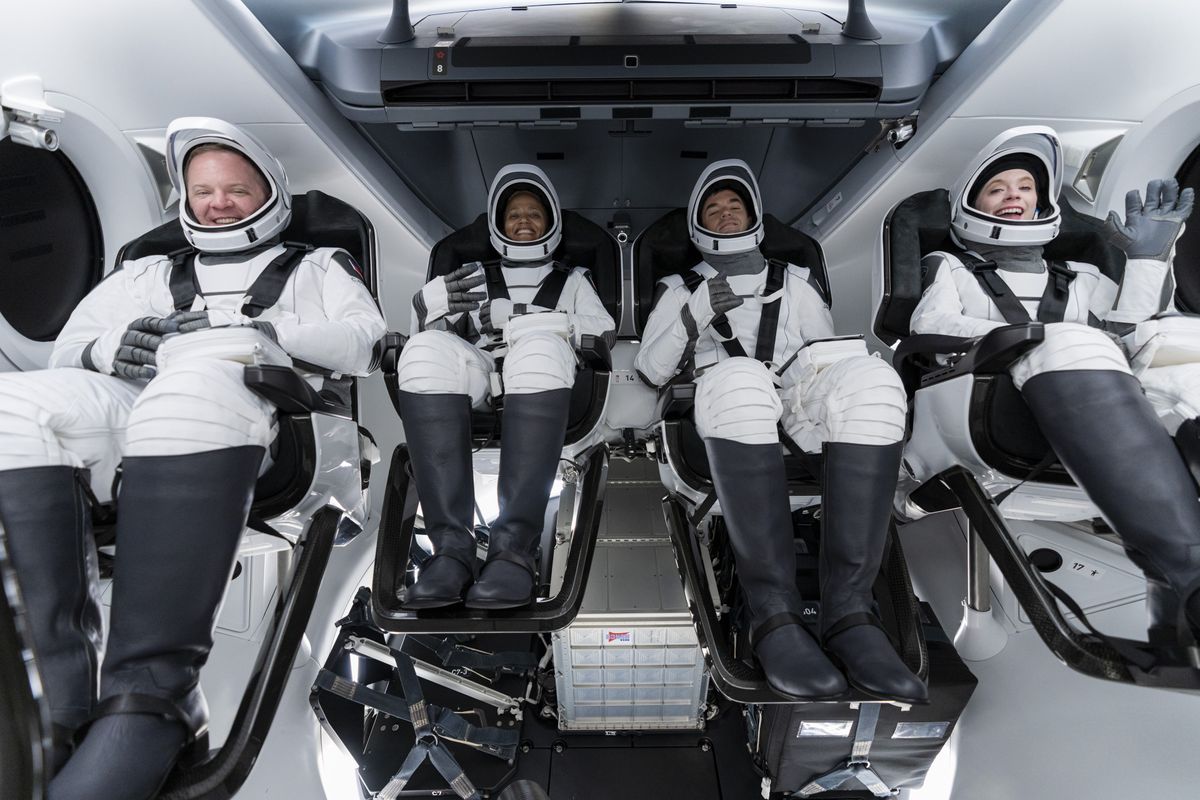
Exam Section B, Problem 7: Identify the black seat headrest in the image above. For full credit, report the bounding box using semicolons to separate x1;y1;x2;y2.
633;209;829;335
427;210;621;325
116;191;377;295
876;188;1127;343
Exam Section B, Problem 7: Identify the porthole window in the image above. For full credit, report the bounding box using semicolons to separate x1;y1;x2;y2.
0;139;103;342
1173;142;1200;313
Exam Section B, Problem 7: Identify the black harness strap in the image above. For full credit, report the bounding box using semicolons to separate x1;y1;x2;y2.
682;262;788;363
964;253;1078;325
753;258;788;364
480;260;571;310
482;260;508;300
242;244;314;318
168;244;311;317
531;263;571;310
1037;260;1077;324
966;259;1032;324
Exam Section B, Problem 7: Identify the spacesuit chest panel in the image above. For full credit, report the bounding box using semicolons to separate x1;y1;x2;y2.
690;262;808;372
184;245;312;319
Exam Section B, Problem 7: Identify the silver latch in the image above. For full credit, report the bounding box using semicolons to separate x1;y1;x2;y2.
1;75;64;151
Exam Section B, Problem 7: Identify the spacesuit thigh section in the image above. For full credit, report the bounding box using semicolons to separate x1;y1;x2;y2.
502;330;576;395
395;329;493;408
782;356;907;453
694;357;782;445
125;358;275;459
1010;322;1129;390
0;369;140;494
1138;364;1200;435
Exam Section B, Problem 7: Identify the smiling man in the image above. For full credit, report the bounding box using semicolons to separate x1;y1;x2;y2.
394;164;614;611
0;117;385;799
636;160;926;704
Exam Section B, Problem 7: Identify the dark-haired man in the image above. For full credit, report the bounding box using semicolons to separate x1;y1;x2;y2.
636;159;926;703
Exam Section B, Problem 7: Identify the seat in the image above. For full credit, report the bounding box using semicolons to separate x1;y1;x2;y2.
877;188;1127;513
372;209;618;632
879;188;1200;692
634;208;929;702
80;190;382;796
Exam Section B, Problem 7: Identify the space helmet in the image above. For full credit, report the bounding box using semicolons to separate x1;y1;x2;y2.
487;164;563;262
166;117;291;254
949;125;1063;247
688;159;765;256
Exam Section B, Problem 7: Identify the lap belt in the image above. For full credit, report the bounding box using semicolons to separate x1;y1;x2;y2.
408;634;539;676
169;243;313;318
962;252;1076;325
798;702;893;798
681;259;788;363
316;649;520;800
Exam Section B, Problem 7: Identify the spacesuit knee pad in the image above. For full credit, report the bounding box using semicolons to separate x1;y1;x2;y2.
395;330;491;403
502;331;576;395
694;357;782;445
125;358;275;456
1011;323;1129;389
808;356;908;446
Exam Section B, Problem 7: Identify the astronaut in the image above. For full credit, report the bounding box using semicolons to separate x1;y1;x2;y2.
635;160;926;703
0;118;386;799
911;125;1200;645
395;165;614;610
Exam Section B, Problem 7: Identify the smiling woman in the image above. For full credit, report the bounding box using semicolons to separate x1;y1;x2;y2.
502;190;547;242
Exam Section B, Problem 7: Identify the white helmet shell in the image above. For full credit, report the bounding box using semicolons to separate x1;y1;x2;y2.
166;117;292;254
688;159;765;256
487;164;562;262
950;125;1063;248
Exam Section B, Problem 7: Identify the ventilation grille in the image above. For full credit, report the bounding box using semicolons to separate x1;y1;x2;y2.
382;78;880;106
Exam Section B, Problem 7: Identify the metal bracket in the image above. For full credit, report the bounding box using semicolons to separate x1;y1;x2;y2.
345;635;522;714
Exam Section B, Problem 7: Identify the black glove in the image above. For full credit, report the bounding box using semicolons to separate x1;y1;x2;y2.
1105;178;1195;261
168;310;278;342
113;316;179;380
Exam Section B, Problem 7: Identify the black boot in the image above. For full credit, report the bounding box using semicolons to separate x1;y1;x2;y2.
1022;370;1200;641
705;438;847;700
398;392;478;609
466;389;570;610
0;466;103;774
820;441;928;704
50;446;263;800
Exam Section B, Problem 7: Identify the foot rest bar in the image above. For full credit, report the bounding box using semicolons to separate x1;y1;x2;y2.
159;504;342;799
938;467;1200;692
371;444;609;633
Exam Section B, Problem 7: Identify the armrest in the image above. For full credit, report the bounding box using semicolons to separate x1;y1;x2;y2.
656;382;695;421
379;331;408;376
917;323;1045;389
244;365;350;418
578;334;612;372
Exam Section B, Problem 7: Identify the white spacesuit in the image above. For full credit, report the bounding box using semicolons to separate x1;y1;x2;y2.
394;164;614;610
0;117;385;799
910;125;1200;645
635;160;925;703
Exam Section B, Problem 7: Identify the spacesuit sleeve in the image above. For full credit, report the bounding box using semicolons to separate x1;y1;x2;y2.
910;253;1006;338
564;268;616;349
634;279;695;387
788;274;837;342
49;260;162;373
1106;255;1173;324
270;251;388;376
